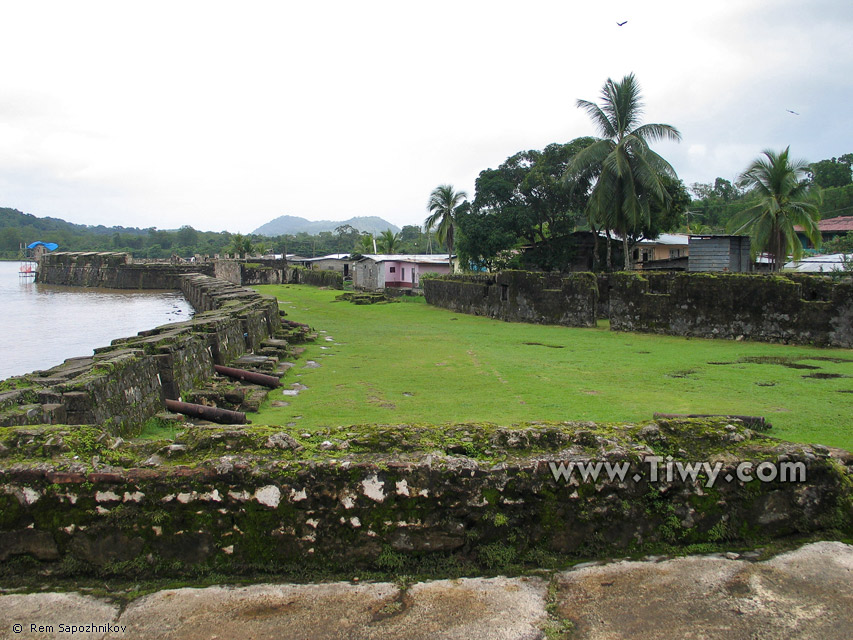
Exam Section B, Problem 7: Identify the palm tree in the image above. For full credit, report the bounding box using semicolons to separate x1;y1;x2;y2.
378;230;400;254
227;233;254;258
356;233;376;254
565;73;682;269
728;147;821;271
425;184;467;270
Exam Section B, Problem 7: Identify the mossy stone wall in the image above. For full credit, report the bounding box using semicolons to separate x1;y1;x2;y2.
424;271;598;327
609;272;853;347
37;252;214;288
0;420;850;578
1;266;283;436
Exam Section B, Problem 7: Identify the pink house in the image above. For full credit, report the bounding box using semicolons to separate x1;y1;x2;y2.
352;254;453;290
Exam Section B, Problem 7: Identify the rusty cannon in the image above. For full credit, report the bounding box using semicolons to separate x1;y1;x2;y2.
213;364;282;389
165;399;247;425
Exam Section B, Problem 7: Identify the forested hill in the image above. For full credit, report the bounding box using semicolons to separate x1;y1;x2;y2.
0;206;425;259
1;207;148;237
252;215;399;236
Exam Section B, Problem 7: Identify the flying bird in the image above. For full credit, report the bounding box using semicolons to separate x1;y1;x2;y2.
786;109;800;115
617;21;628;26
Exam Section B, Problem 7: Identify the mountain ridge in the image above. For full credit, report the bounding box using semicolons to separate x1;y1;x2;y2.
252;215;400;236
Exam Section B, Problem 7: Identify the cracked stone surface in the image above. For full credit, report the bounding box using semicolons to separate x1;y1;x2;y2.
553;541;853;640
1;543;851;639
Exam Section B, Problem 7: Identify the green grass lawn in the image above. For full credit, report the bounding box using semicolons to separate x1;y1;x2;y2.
254;285;853;451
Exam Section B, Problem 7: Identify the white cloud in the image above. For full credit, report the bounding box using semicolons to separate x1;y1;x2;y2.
0;0;851;232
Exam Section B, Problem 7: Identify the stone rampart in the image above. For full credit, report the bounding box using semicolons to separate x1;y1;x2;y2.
423;271;598;327
214;258;288;286
609;272;853;347
285;266;344;289
0;419;849;578
425;270;853;347
37;252;214;288
1;267;285;435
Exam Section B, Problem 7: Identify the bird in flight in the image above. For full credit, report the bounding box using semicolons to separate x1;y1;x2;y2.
617;21;628;26
786;109;800;115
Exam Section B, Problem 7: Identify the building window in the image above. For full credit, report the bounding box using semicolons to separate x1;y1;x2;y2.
401;268;406;279
670;249;682;258
389;266;396;273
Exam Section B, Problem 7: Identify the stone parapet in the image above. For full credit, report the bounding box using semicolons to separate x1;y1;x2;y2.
0;419;849;578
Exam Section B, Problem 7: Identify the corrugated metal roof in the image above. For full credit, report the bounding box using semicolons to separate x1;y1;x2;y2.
356;254;452;264
301;253;351;262
784;253;852;272
636;233;690;246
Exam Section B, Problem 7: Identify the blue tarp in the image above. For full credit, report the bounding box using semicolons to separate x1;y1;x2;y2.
27;241;59;251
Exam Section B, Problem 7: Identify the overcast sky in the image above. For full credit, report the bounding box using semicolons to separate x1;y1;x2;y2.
1;0;851;234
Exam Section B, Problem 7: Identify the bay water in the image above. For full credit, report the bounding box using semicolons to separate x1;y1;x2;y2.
0;260;193;380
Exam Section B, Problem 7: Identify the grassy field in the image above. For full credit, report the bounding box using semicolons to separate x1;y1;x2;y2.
253;285;853;451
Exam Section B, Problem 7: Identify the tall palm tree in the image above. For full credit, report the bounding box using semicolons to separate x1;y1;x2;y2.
565;73;682;269
425;184;467;270
728;147;821;271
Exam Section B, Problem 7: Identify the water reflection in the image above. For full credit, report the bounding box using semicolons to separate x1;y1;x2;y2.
0;261;193;380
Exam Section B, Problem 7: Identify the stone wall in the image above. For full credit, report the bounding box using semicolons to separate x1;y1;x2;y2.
286;266;344;289
0;419;849;578
609;272;853;347
1;269;284;435
214;259;288;286
37;252;214;288
425;269;853;346
423;271;598;327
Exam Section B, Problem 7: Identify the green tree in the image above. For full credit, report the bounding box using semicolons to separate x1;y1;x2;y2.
464;139;594;271
455;203;519;271
228;233;254;258
565;73;682;269
356;233;376;254
822;231;853;254
809;155;852;189
334;224;359;253
377;229;400;254
425;184;468;269
728;147;822;271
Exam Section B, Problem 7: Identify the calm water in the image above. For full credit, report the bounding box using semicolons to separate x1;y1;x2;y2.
0;261;193;380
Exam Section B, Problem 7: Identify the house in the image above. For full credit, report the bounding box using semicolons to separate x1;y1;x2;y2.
295;254;353;278
633;233;690;270
352;254;453;290
795;216;853;248
688;235;752;272
518;232;623;272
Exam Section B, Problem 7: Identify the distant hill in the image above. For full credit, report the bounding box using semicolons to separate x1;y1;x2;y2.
252;215;400;237
0;207;148;236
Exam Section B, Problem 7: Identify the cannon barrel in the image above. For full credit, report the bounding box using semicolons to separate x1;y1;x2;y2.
214;365;282;388
165;399;247;424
